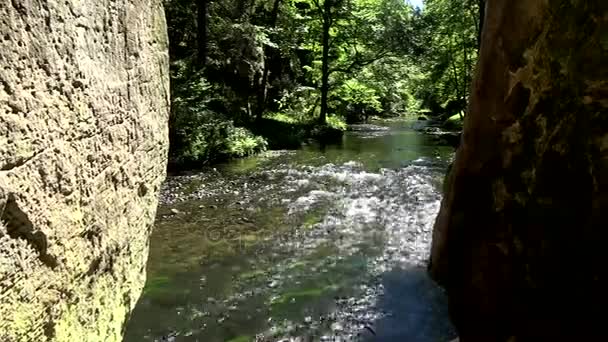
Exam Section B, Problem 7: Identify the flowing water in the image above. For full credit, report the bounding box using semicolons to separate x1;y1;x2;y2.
124;120;457;342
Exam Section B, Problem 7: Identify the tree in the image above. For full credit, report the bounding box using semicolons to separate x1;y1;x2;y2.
197;0;209;67
164;0;458;165
304;0;338;124
404;0;480;118
477;0;485;48
318;0;332;124
256;0;283;121
300;0;414;124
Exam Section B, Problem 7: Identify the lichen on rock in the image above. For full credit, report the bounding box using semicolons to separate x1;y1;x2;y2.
0;0;170;340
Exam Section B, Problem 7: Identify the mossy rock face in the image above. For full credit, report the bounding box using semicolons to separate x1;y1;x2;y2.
0;0;169;341
431;0;608;339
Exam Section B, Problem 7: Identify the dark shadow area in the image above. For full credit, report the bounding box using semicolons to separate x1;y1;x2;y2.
247;118;344;150
364;267;456;342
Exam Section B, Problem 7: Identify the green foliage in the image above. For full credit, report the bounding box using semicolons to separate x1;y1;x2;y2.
407;0;480;116
293;0;418;122
169;63;267;166
226;127;269;158
442;113;464;130
326;115;347;131
165;0;480;167
265;112;299;124
276;86;320;120
266;111;345;131
334;79;382;112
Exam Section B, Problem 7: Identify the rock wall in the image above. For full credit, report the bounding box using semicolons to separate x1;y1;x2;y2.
0;0;169;340
430;0;607;340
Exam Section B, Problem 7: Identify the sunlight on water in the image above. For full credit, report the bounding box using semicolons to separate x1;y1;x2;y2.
124;121;456;342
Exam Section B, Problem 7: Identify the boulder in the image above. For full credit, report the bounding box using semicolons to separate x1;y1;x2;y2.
430;0;608;340
0;0;169;341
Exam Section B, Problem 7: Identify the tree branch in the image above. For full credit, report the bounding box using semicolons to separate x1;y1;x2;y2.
310;0;322;11
328;49;391;76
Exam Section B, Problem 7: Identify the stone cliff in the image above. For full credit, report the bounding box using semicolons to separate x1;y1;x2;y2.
431;0;607;340
0;0;169;340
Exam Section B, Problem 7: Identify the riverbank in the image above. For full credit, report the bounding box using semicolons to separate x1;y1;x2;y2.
249;117;344;150
168;116;346;172
410;115;463;149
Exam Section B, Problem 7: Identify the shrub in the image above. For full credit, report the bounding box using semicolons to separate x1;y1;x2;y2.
326;115;347;131
169;73;267;166
265;112;298;124
225;127;268;158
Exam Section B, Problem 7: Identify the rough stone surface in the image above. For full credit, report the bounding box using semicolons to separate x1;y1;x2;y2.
0;0;169;340
430;0;607;340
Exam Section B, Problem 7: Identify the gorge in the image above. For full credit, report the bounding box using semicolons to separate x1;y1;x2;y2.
1;0;606;341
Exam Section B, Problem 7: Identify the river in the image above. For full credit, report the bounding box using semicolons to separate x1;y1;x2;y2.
124;120;457;342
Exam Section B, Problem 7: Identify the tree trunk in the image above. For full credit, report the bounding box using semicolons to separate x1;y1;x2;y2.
319;0;332;125
460;27;469;116
256;0;282;121
236;0;251;18
448;38;463;119
197;0;208;67
477;0;485;50
430;0;608;340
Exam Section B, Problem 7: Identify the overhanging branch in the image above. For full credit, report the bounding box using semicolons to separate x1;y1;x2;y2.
328;50;391;76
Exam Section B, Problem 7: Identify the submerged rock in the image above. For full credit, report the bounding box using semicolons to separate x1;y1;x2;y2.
0;0;169;340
